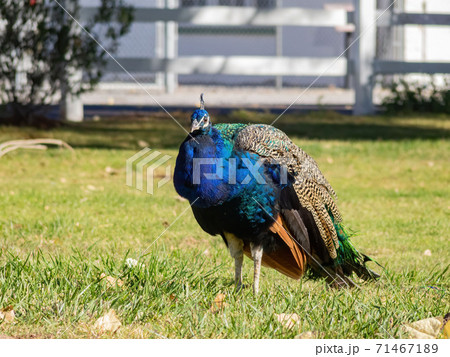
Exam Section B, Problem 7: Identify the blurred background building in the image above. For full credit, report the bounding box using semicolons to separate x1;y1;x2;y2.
75;0;449;115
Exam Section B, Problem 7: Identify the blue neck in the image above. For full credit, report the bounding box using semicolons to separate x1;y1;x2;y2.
174;128;234;206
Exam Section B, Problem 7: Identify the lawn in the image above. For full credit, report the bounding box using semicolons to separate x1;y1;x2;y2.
0;111;448;338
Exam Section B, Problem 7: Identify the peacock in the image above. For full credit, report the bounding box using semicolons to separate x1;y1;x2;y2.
173;94;379;294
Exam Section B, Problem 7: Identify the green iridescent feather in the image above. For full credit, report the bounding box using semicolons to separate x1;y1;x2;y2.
330;211;381;279
333;219;361;266
214;123;248;141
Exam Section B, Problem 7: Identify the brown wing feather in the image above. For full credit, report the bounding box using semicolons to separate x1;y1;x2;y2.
243;215;307;280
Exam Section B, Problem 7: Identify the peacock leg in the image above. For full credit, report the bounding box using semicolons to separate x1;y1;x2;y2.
225;233;244;290
250;243;263;294
233;252;244;290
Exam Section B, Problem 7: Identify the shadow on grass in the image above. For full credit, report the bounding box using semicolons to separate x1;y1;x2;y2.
231;110;450;142
276;121;449;141
1;110;448;150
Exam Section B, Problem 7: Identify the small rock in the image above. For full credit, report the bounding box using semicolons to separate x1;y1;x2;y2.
209;293;227;313
276;313;300;330
105;166;118;175
100;273;124;288
0;306;15;323
94;309;121;334
295;331;317;339
137;140;149;148
402;317;442;339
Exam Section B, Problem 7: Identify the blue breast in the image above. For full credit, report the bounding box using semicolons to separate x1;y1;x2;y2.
174;128;285;227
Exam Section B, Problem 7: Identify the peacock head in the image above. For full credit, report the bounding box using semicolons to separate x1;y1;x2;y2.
190;93;211;134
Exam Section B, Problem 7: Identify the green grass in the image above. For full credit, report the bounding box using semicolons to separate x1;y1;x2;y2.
0;111;448;338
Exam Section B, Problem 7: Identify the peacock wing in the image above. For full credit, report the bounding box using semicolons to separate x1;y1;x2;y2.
234;124;342;260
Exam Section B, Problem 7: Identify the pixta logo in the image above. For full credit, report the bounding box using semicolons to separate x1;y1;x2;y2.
192;157;290;185
126;148;171;194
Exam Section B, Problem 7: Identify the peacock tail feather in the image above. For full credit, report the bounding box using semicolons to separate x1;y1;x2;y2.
332;214;360;266
331;212;381;280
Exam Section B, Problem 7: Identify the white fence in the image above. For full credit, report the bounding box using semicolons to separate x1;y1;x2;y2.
68;0;450;119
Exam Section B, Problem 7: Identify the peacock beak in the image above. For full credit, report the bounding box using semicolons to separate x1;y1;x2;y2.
190;120;201;133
